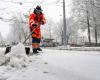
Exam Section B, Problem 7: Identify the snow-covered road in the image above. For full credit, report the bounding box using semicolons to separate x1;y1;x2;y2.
0;48;100;80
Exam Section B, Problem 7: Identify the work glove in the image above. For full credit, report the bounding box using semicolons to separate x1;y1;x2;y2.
32;24;37;28
40;21;44;25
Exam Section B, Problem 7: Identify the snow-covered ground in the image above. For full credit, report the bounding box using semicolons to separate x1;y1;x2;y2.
0;46;100;80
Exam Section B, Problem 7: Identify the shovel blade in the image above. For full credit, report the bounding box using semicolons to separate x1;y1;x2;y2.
25;47;30;55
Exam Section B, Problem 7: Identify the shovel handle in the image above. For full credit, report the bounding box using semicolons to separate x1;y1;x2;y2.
23;30;34;44
23;23;41;44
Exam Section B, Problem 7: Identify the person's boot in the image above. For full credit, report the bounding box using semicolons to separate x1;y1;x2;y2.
33;48;39;54
37;47;42;51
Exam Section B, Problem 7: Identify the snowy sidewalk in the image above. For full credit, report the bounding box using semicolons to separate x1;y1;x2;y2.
0;49;100;80
57;46;100;51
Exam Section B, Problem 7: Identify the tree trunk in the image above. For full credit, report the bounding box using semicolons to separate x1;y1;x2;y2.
86;0;91;46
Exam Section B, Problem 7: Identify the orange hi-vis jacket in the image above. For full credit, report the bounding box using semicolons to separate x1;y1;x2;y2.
29;13;46;38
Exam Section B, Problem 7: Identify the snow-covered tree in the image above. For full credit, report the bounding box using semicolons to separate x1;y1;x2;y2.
7;13;30;44
71;0;100;46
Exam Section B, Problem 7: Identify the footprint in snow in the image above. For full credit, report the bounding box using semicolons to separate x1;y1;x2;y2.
44;62;48;64
43;71;49;74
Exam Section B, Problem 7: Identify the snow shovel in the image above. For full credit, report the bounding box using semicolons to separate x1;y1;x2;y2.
5;29;35;55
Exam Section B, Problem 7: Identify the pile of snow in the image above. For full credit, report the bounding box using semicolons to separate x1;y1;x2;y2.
0;55;6;65
5;43;29;69
0;49;6;65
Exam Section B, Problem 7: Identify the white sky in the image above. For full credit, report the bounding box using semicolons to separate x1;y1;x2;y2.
0;0;72;38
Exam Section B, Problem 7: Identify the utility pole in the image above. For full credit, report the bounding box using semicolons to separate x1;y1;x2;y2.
63;0;67;46
90;0;98;46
